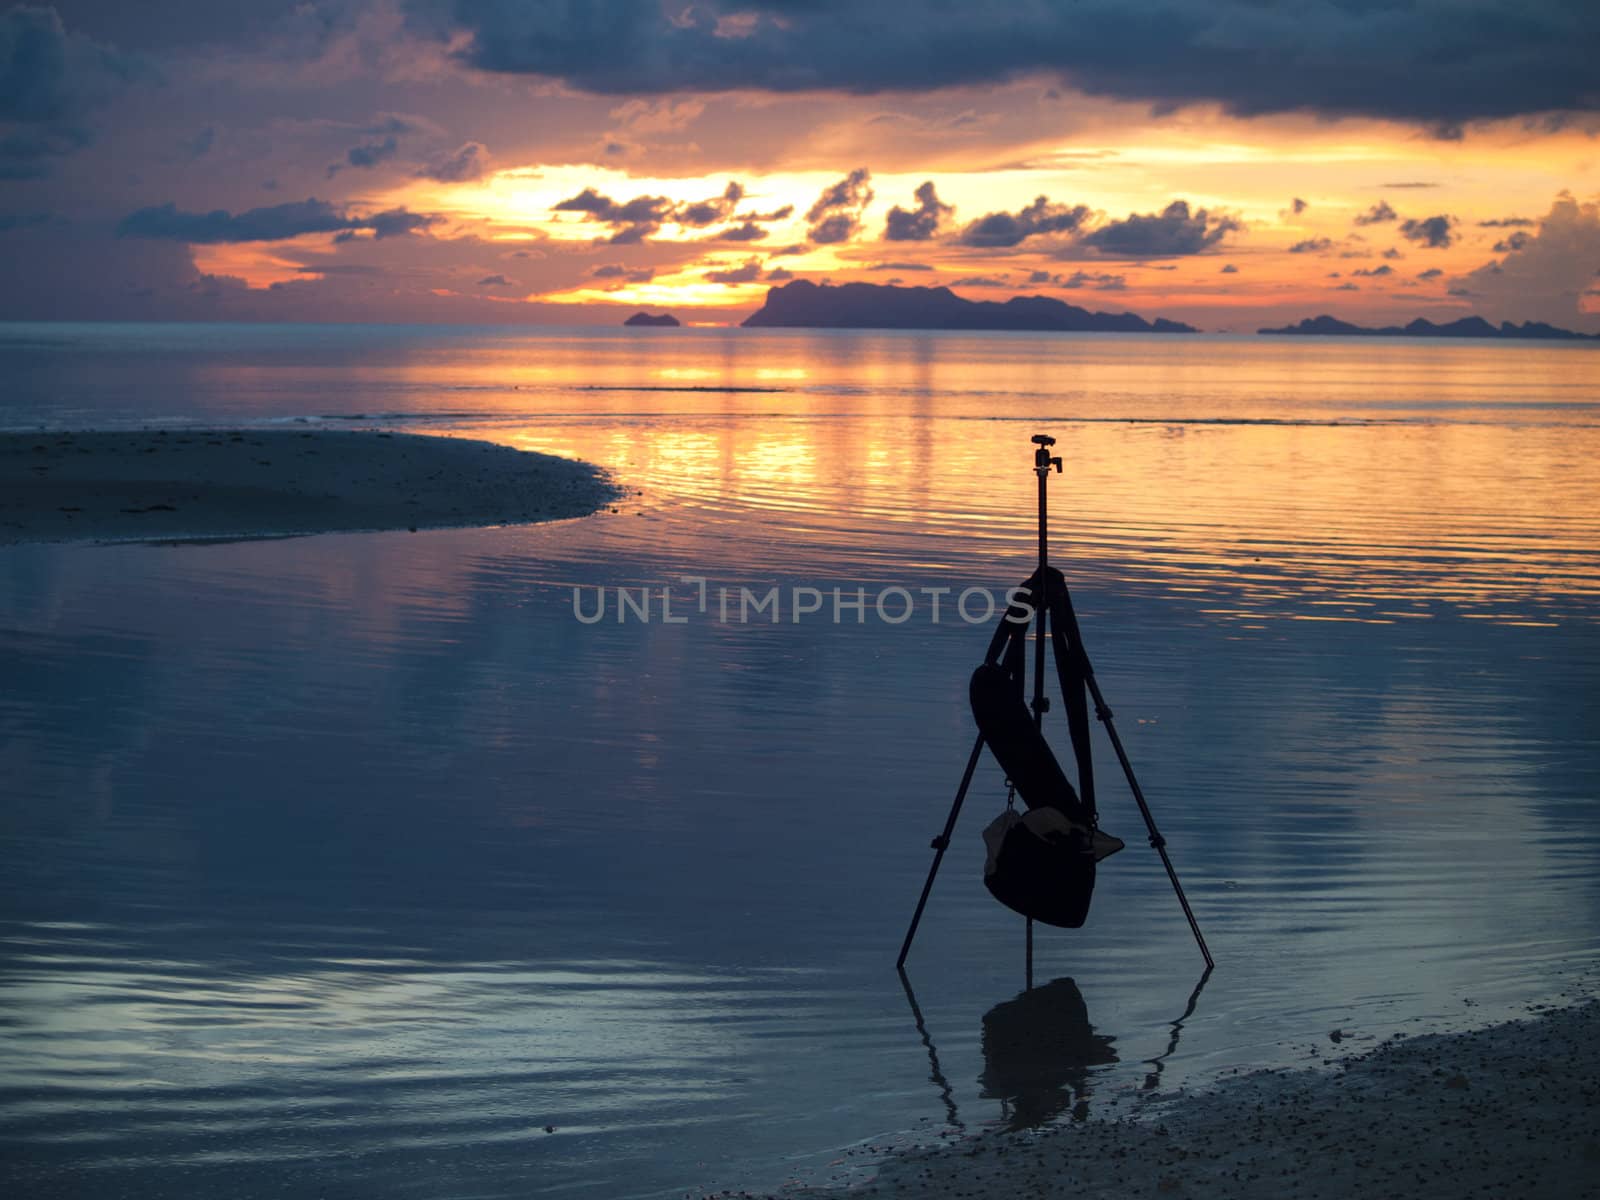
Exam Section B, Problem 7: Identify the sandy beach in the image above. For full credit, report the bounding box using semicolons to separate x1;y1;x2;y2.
781;999;1599;1199
0;429;617;545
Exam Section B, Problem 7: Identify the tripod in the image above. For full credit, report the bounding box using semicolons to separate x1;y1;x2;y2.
896;433;1213;972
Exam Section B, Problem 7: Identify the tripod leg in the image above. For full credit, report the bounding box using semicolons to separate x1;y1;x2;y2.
1025;918;1033;989
897;732;985;969
1084;673;1215;970
1026;575;1048;987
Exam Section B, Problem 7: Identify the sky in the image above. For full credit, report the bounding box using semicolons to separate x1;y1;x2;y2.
2;0;1598;331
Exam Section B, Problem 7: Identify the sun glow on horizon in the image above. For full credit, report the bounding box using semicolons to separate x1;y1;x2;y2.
162;116;1600;332
395;164;825;246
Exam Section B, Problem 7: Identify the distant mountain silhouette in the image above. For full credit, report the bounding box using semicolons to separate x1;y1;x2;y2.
1260;314;1599;341
623;311;680;327
741;280;1197;333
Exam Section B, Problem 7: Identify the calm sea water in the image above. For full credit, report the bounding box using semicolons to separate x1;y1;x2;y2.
2;323;1598;1199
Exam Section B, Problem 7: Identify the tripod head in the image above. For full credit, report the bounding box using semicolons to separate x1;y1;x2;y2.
1032;433;1062;477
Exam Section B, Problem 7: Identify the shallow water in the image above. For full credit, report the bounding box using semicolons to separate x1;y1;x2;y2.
2;324;1598;1198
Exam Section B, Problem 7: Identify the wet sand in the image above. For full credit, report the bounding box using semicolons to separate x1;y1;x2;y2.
0;430;617;545
787;999;1599;1199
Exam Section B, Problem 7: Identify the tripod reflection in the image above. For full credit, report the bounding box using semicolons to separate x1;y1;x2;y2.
898;970;1210;1133
1142;966;1212;1092
897;967;964;1132
979;977;1118;1131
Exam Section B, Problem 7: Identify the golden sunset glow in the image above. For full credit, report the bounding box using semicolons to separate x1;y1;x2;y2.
3;2;1594;334
199;108;1591;333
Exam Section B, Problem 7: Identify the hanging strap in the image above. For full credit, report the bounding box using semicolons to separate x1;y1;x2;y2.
975;567;1097;827
1045;568;1098;828
983;568;1038;697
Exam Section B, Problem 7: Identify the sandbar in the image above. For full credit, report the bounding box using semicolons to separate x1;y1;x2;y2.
0;429;617;546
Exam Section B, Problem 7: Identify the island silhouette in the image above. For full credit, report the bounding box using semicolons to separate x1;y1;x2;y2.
742;280;1196;333
1260;314;1599;340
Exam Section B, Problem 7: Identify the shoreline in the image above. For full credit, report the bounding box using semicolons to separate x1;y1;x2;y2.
777;997;1599;1199
0;429;618;546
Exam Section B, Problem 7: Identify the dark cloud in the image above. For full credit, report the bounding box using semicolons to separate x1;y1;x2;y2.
554;187;635;218
116;199;436;243
950;275;1011;288
1353;201;1397;226
554;181;746;243
293;263;384;276
0;123;88;179
884;181;952;242
1399;214;1456;248
807;169;872;221
1493;230;1531;253
1351;264;1393;277
552;186;676;243
419;141;490;182
1455;194;1600;328
362;115;423;137
1220;263;1238;273
1334;282;1360;291
476;273;511;286
118;198;355;242
1018;268;1125;289
345;134;399;169
188;271;248;299
677;181;743;227
1079;200;1240;258
591;263;654;283
367;208;438;239
713;202;792;240
736;204;792;222
867;260;933;271
404;0;1600;124
1058;270;1126;290
0;5;143;123
0;5;147;178
806;168;872;243
1291;197;1308;214
1417;267;1444;279
1382;181;1440;188
0;220;203;319
805;214;851;243
704;257;765;285
1289;237;1335;253
1478;217;1535;228
1382;247;1403;259
23;2;365;60
958;195;1089;248
766;266;793;282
